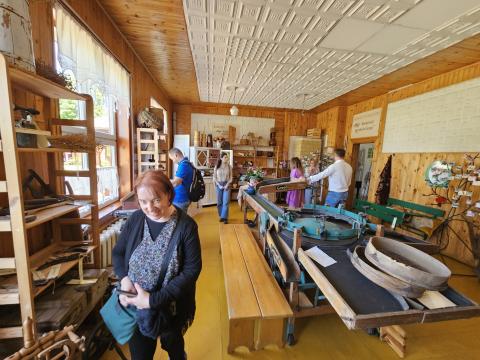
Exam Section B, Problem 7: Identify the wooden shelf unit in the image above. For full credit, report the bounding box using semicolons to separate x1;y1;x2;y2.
232;145;279;179
137;128;169;174
0;245;96;305
0;55;100;342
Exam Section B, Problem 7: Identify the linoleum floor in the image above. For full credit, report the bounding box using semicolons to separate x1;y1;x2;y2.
101;205;480;360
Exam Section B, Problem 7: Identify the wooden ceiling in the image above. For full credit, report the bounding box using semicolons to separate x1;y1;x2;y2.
98;0;199;104
312;34;480;113
96;0;480;111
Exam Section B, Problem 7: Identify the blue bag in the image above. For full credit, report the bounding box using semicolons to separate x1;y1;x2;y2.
100;289;137;345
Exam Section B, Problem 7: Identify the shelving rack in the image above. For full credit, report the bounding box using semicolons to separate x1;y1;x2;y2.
231;145;279;199
232;144;279;178
137;128;169;175
0;55;100;342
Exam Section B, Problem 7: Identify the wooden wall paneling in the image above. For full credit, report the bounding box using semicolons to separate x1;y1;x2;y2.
29;0;54;67
312;34;480;114
173;102;311;162
97;0;199;104
174;104;192;135
340;61;480;266
314;106;347;149
116;102;131;198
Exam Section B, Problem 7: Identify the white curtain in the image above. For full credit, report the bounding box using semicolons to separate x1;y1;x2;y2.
55;4;126;206
55;4;130;105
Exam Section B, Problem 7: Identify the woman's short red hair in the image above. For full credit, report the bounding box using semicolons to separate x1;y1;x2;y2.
134;170;175;205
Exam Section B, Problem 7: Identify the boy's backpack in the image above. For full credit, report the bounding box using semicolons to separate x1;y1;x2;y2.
188;163;205;202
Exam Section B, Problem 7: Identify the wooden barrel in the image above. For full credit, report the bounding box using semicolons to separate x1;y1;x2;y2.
0;0;35;72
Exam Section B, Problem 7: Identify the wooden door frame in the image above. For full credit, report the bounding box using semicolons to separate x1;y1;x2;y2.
347;137;377;209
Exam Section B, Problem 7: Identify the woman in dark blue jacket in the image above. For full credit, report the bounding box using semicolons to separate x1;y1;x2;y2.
112;170;202;360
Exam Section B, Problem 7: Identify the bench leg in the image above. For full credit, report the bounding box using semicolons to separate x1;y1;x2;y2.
255;318;285;350
228;319;255;353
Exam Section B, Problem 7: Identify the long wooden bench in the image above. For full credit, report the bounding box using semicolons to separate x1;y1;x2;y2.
220;224;293;353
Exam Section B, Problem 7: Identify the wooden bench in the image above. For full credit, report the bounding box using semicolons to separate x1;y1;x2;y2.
220;224;293;353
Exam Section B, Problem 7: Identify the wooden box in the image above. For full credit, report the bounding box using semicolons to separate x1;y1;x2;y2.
36;284;88;332
0;285;88;332
70;268;109;303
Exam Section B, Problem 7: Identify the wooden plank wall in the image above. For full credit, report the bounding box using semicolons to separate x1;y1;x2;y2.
342;61;480;266
314;106;347;148
173;103;316;160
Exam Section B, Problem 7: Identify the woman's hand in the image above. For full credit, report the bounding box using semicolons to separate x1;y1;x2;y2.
119;276;135;307
124;283;151;309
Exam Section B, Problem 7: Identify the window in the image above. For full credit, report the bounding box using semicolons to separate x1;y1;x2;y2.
53;5;130;207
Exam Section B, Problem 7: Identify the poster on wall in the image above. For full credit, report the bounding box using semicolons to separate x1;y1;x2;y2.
351;108;381;139
383;76;480;153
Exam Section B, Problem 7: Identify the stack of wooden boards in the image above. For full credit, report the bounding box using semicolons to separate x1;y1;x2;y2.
380;325;407;358
351;236;453;309
219;224;293;353
0;269;108;333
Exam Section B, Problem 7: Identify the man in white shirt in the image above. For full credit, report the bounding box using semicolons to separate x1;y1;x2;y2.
307;149;353;208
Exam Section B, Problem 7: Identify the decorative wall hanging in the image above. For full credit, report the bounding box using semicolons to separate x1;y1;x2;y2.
375;155;392;205
425;160;452;188
424;153;480;274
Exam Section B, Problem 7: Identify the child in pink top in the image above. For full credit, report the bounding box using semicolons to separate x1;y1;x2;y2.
286;157;305;208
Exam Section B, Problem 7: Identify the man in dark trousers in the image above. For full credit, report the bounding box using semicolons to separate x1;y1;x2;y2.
307;148;353;208
168;148;194;212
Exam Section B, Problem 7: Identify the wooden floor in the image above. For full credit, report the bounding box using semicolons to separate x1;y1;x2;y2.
102;205;480;360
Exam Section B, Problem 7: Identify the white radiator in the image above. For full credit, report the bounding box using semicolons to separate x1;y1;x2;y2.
100;219;125;268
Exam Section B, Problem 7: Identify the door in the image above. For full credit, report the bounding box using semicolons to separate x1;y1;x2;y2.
353;143;374;201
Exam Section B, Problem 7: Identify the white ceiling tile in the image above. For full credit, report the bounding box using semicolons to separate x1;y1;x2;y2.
238;1;264;23
264;5;291;26
358;24;426;54
320;18;385;50
322;0;356;15
348;0;384;20
212;18;233;32
395;0;480;30
213;0;235;17
310;15;339;33
183;0;480;109
186;0;207;13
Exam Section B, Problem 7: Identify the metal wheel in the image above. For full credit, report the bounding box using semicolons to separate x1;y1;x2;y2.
83;321;112;360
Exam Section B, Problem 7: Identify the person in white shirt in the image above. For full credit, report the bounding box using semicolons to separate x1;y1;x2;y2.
307;148;353;208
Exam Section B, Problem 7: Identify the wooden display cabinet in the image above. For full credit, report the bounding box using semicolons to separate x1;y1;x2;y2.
0;55;100;344
137;128;169;175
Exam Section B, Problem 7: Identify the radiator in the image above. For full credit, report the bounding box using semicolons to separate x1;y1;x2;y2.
100;219;125;268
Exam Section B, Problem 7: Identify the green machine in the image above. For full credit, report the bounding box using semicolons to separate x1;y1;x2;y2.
354;197;445;239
